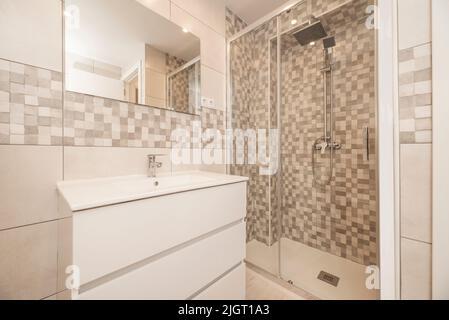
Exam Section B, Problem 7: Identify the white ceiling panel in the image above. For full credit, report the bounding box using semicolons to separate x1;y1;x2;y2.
224;0;292;24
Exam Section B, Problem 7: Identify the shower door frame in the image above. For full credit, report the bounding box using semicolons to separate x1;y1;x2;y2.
226;0;399;300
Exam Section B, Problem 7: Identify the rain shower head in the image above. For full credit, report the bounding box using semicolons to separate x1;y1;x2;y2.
293;19;328;46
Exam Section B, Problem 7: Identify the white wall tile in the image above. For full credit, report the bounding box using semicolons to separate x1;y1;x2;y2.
200;148;227;174
0;0;62;71
415;106;432;119
401;238;432;300
136;0;171;20
170;3;226;74
200;164;227;174
0;222;58;300
399;60;414;74
400;144;432;243
414;81;432;95
400;119;415;132
414;56;432;71
64;147;172;180
414;43;432;58
201;65;226;110
415;130;432;144
57;218;73;293
0;91;9;102
399;83;414;97
398;0;431;50
0;146;63;231
171;0;226;36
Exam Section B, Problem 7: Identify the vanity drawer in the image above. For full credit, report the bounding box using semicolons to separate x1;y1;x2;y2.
74;182;246;285
79;222;246;300
194;263;246;300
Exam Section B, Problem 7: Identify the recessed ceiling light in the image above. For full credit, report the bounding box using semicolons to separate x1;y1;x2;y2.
291;19;298;25
309;41;316;46
182;28;189;33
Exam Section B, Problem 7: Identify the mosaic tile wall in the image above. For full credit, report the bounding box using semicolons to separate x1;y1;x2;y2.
0;58;223;151
229;8;286;245
188;63;201;116
270;37;281;245
0;58;63;146
225;8;247;39
227;9;259;243
251;20;278;246
280;0;377;266
64;91;174;148
228;0;378;265
398;43;432;144
64;91;224;150
397;10;433;300
202;106;225;138
228;7;283;245
167;55;189;114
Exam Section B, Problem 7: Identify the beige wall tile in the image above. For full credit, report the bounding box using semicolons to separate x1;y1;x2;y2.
201;65;225;110
146;96;166;109
398;0;431;50
148;70;167;100
400;144;432;243
63;146;172;180
170;147;201;172
136;0;170;20
401;238;432;300
0;0;62;71
0;221;58;300
0;146;63;230
171;0;226;36
415;131;432;144
200;164;227;174
400;119;415;132
170;3;226;74
171;147;226;173
146;46;168;74
57;218;73;293
415;106;432;119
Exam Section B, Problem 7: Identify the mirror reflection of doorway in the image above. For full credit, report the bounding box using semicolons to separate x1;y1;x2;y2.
124;71;139;105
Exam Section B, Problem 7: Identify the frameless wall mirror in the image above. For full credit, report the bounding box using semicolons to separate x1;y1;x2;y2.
64;0;201;115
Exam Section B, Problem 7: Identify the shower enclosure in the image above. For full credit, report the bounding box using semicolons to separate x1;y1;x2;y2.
227;0;379;300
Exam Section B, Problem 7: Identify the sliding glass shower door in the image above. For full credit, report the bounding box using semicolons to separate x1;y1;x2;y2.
229;15;281;276
228;0;379;300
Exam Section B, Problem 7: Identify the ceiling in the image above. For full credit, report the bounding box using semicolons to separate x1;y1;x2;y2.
224;0;292;24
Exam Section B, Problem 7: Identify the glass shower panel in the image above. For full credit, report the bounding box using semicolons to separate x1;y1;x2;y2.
278;0;378;299
228;0;378;299
228;17;281;276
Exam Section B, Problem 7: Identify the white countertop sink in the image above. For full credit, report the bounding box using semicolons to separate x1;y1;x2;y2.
57;171;248;212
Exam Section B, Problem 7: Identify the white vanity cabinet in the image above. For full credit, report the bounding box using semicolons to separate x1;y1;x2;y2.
57;172;248;300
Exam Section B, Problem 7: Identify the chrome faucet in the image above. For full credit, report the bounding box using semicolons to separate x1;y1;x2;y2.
147;154;163;178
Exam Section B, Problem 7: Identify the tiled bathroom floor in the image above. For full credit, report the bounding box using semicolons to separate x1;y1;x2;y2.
246;239;380;300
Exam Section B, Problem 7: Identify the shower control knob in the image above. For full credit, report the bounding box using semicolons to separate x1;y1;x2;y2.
313;140;341;152
318;141;328;154
330;142;342;150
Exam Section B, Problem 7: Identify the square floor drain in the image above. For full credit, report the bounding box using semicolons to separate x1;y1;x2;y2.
317;271;340;287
